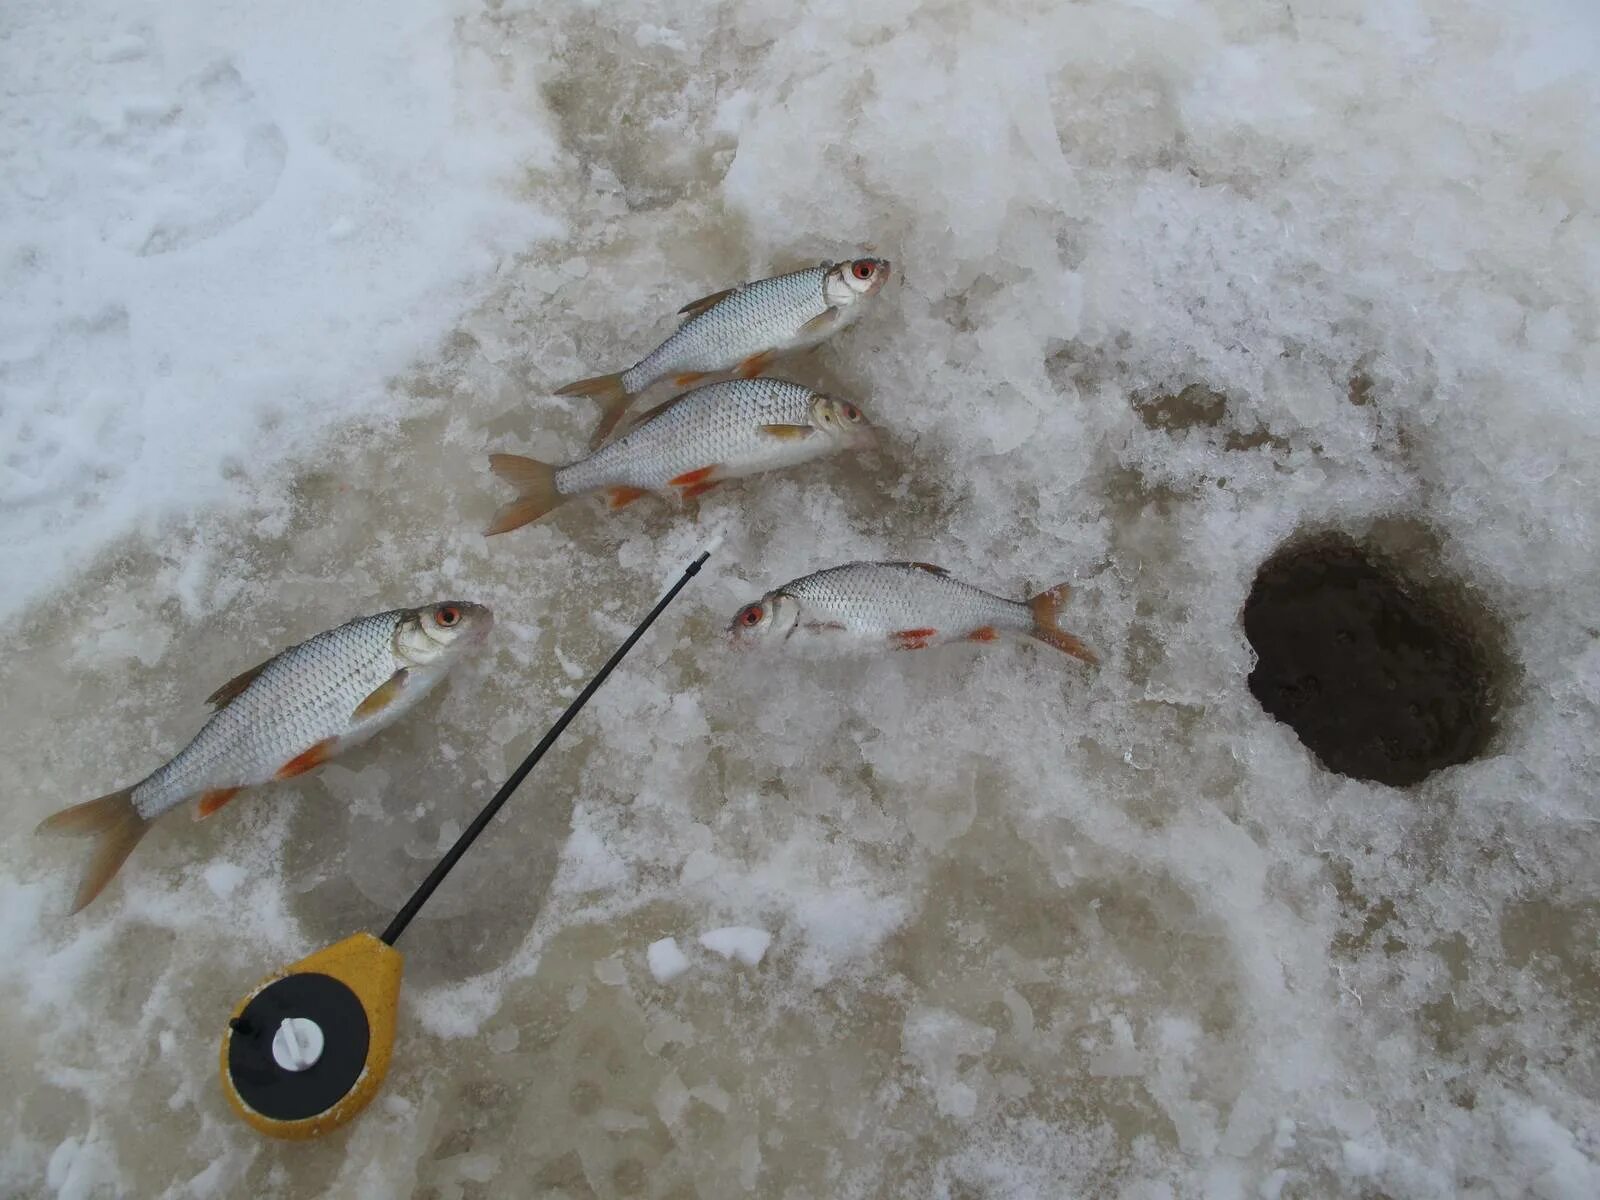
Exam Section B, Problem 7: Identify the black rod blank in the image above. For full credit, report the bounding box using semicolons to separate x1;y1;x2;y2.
379;550;710;946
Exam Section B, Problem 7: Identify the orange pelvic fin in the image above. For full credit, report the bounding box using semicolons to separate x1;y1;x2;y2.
607;486;650;509
965;626;999;642
680;480;720;500
195;787;243;820
890;627;938;650
735;350;776;379
669;465;718;487
276;737;338;780
672;371;707;388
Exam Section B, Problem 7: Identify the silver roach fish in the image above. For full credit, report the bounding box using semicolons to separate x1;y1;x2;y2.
37;602;493;913
485;378;876;534
557;257;891;446
729;561;1097;664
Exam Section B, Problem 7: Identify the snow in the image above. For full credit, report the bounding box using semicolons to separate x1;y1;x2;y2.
646;935;691;982
3;0;1600;1197
698;925;771;966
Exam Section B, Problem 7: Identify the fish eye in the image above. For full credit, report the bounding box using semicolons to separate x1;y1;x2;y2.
738;604;764;628
842;402;861;421
852;260;875;281
436;606;461;628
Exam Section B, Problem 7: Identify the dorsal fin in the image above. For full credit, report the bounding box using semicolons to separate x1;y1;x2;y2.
205;659;272;710
606;392;690;443
677;286;737;320
903;562;950;576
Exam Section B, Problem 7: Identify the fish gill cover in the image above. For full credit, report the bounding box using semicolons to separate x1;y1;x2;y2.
2;1;1599;1198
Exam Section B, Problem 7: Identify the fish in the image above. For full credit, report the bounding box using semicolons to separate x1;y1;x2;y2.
727;561;1097;663
485;378;877;535
556;257;891;447
36;602;494;914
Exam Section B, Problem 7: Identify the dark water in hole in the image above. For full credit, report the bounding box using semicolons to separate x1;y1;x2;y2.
1243;540;1495;786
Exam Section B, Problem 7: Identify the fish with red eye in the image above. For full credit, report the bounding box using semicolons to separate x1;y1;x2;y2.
34;601;494;914
553;256;893;447
727;562;1098;664
485;380;878;536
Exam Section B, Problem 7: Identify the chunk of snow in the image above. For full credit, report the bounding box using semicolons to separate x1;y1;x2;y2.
646;937;691;983
699;926;772;966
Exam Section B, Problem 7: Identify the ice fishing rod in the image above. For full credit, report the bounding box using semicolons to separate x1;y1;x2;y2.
220;547;714;1140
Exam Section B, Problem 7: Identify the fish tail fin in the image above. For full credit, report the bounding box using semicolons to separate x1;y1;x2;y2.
485;454;568;535
36;786;150;914
1028;583;1098;666
553;372;633;449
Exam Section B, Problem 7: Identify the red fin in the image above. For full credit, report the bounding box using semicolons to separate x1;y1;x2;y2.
1028;582;1098;666
275;737;338;780
736;350;776;379
681;480;720;500
906;562;949;576
891;627;938;650
195;787;243;820
607;486;649;509
673;371;707;388
669;465;718;487
966;626;999;642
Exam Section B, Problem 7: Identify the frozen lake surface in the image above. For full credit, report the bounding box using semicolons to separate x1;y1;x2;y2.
3;0;1598;1196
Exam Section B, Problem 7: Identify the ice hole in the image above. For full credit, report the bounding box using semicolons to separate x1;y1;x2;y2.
1242;534;1499;786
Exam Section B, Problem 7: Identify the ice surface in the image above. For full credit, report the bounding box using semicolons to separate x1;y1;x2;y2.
3;0;1600;1197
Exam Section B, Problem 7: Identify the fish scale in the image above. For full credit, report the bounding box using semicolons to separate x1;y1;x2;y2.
134;612;405;817
732;561;1097;663
781;562;1029;637
622;267;832;389
39;601;492;913
484;379;874;534
558;379;827;494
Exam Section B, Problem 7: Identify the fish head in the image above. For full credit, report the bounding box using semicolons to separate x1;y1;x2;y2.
727;591;800;649
823;258;891;306
810;393;878;450
394;601;495;667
